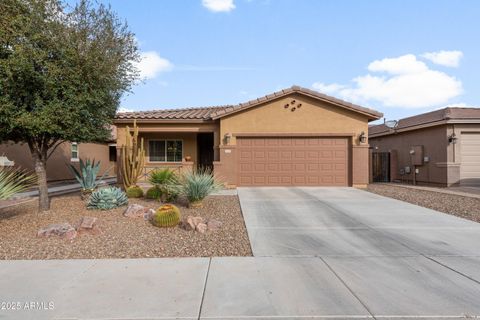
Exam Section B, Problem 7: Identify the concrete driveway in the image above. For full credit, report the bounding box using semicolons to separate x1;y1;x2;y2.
229;187;480;318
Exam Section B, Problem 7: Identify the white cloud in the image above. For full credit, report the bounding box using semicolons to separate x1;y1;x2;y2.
312;53;463;109
421;50;463;67
312;82;345;95
368;54;428;74
135;51;173;80
202;0;235;12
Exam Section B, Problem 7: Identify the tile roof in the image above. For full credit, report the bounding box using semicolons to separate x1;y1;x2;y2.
369;107;480;137
115;85;383;121
115;106;230;120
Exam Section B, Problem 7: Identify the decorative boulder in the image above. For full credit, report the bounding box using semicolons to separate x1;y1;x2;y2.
196;223;208;234
37;223;77;240
143;209;155;221
77;216;97;230
75;216;101;235
184;216;204;231
207;219;222;231
123;204;147;218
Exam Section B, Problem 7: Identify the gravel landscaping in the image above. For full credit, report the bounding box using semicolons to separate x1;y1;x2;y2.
367;183;480;223
0;195;252;260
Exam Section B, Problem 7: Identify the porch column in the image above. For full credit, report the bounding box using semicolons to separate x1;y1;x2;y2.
352;145;369;188
213;128;220;161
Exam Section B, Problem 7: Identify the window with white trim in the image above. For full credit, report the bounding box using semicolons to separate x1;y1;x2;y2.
149;140;183;162
71;142;79;161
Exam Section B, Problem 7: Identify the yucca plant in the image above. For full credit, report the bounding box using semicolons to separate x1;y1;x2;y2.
87;186;128;210
0;167;36;200
68;159;111;197
148;169;179;202
178;169;222;208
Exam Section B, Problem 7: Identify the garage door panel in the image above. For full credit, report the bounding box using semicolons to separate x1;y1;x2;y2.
237;137;349;186
281;176;292;184
460;133;480;186
281;151;292;160
240;176;253;185
294;163;306;172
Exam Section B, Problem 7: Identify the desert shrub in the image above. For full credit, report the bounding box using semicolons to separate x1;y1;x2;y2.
0;167;36;200
178;169;222;205
151;204;181;228
145;186;162;200
148;168;177;185
87;187;128;210
126;185;143;198
148;169;179;202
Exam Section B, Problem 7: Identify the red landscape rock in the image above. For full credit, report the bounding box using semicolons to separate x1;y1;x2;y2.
123;204;148;218
37;223;77;240
207;219;222;231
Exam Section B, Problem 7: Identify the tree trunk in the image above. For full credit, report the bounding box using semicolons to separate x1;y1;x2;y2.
29;141;50;212
34;156;50;211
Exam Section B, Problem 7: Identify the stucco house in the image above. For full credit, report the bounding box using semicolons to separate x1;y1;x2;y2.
0;128;117;182
369;107;480;187
114;86;382;187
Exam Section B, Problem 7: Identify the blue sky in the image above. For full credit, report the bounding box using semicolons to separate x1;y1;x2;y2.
100;0;479;123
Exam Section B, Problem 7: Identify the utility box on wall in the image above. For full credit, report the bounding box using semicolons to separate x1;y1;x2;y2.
410;145;424;166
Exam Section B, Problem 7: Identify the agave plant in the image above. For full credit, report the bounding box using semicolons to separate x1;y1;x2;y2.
178;169;222;208
87;186;128;210
68;159;111;195
0;167;36;200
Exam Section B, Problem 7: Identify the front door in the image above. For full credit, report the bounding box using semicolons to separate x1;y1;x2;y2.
197;133;214;171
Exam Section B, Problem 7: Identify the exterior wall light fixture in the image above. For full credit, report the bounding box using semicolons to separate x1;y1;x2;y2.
359;131;367;143
448;133;457;144
224;133;232;145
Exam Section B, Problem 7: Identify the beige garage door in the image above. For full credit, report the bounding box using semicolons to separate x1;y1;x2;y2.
460;133;480;186
237;137;349;186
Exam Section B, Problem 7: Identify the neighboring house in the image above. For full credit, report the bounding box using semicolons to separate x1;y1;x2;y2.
369;107;480;187
0;128;117;182
114;86;382;187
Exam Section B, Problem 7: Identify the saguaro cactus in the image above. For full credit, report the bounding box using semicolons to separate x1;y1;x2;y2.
121;120;145;189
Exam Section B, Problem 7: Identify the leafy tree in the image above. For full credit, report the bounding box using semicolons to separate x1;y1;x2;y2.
0;0;139;211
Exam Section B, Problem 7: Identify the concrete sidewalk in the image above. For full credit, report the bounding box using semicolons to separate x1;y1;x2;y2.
2;256;480;320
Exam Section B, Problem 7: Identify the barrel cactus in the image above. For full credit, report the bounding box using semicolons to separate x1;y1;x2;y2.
126;185;144;198
145;186;162;200
87;187;128;210
151;204;181;228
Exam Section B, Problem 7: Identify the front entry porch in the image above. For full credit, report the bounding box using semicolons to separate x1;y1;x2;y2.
134;127;219;181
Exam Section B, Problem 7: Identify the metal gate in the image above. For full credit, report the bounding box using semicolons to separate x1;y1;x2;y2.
372;152;390;182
